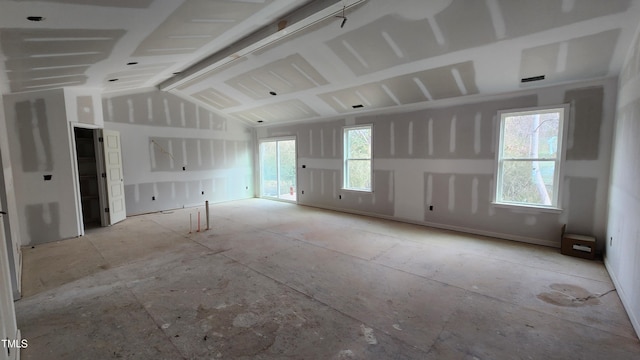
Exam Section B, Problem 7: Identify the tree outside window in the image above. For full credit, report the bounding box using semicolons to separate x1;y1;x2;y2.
495;106;567;208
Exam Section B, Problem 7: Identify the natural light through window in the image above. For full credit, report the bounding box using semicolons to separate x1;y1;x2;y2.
495;105;568;209
344;125;372;191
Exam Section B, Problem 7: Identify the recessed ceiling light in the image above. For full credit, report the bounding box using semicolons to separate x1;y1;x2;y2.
108;78;119;82
127;62;138;65
27;16;44;22
269;91;277;96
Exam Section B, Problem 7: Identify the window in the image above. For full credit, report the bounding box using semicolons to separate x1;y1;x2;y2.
259;138;297;202
343;125;372;191
494;105;568;209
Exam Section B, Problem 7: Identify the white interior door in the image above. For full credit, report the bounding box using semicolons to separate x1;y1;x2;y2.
0;209;18;360
102;130;126;225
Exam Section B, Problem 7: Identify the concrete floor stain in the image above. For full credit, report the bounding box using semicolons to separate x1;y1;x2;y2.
537;283;600;307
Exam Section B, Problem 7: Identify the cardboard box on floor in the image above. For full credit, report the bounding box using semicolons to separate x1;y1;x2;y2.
561;224;596;260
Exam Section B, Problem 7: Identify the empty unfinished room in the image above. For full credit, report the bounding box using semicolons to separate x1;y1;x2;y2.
1;0;640;359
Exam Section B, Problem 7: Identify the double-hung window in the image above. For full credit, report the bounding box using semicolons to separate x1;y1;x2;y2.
343;125;372;191
494;105;568;209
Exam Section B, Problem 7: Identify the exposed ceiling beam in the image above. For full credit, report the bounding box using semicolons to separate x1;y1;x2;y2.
158;0;368;92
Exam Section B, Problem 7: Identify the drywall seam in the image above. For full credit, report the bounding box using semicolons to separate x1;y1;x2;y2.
254;77;618;128
604;257;640;339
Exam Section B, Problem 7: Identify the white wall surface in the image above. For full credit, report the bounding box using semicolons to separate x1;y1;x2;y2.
257;78;617;249
2;89;80;245
606;25;640;338
103;90;254;215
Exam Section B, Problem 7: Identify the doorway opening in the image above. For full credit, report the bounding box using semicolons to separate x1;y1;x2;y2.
73;128;101;230
260;138;297;202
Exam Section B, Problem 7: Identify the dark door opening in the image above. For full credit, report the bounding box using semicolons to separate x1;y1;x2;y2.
74;128;101;230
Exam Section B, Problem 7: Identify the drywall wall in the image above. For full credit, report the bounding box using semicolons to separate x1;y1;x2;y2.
103;90;253;215
606;27;640;337
2;89;81;246
0;146;19;300
0;98;21;299
257;78;617;248
64;88;104;128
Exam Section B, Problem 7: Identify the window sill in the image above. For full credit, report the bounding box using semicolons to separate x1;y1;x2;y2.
341;188;373;193
491;202;563;214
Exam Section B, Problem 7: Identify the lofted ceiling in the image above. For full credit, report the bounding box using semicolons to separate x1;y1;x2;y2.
1;0;640;126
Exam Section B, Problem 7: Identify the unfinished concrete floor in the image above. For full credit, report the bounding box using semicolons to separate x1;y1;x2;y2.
15;199;640;359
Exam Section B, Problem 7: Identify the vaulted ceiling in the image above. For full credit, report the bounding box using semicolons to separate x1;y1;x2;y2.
1;0;640;126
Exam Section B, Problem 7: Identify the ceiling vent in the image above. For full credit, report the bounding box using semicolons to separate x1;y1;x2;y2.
521;75;545;83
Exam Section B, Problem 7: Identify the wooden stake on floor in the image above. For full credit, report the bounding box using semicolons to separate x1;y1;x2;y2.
205;200;210;230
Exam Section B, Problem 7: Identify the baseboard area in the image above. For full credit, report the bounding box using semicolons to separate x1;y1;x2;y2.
604;256;640;339
298;203;561;249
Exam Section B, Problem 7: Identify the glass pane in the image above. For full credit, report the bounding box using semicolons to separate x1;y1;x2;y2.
260;142;277;197
503;112;560;159
347;159;371;190
277;140;297;201
347;127;371;159
500;160;556;206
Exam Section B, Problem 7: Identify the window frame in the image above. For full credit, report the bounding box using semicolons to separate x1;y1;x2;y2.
493;104;570;211
258;136;298;202
343;124;373;192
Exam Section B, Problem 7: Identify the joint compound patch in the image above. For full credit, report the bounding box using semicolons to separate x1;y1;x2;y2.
360;324;378;345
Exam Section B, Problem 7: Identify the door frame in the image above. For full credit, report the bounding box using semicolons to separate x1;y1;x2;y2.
0;101;22;300
258;136;298;203
0;200;18;360
69;123;108;235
